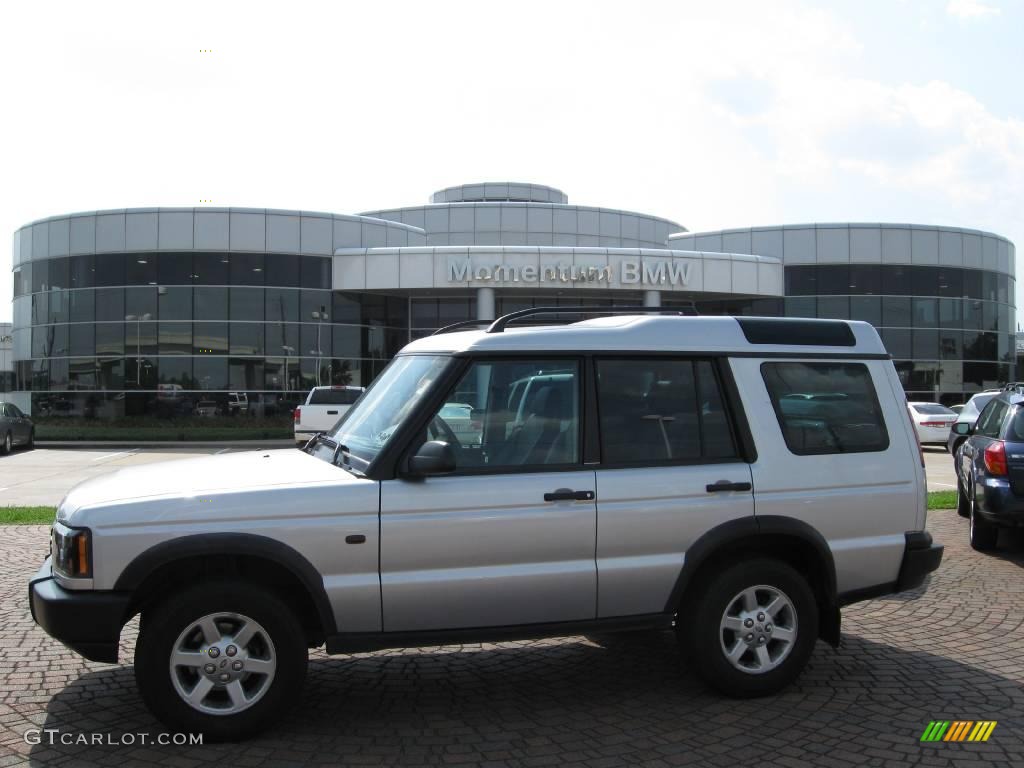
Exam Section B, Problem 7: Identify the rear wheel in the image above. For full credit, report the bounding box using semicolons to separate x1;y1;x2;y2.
135;581;308;741
969;487;998;552
680;559;818;698
957;479;971;518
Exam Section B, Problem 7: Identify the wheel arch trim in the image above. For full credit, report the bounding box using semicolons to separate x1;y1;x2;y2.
665;515;838;618
114;533;337;635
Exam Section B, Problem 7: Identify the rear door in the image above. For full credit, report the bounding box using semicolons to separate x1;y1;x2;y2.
962;399;1009;486
594;357;754;617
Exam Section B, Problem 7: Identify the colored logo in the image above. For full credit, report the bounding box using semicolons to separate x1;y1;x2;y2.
920;721;997;742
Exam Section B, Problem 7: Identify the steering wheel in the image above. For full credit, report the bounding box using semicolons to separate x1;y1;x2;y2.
427;415;461;447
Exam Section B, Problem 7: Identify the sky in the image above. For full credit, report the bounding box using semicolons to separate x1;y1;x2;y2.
1;0;1022;322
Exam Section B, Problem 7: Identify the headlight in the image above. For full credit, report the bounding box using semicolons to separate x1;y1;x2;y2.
51;522;92;578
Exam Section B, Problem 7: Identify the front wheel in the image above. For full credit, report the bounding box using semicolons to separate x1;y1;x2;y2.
135;581;308;741
680;559;818;698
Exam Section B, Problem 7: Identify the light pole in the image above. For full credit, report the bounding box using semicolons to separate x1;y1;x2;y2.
310;307;328;386
281;345;295;393
124;313;152;386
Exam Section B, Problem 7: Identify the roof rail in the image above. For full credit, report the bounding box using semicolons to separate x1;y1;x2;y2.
430;319;493;336
486;304;697;334
1001;382;1024;394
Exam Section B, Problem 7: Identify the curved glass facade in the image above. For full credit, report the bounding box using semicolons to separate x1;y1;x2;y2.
11;252;410;417
694;264;1015;405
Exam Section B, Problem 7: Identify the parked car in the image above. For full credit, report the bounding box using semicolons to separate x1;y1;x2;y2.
227;392;249;415
194;400;219;418
437;402;483;444
0;402;34;454
907;402;957;447
294;385;364;445
953;386;1024;551
29;313;941;740
947;390;1001;457
949;404;965;415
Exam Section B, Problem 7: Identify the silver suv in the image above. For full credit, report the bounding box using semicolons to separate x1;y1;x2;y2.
29;311;942;740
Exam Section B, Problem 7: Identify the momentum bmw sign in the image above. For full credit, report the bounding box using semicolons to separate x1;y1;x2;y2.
446;256;693;286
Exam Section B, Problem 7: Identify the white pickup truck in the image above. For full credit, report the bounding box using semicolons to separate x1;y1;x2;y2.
293;386;364;446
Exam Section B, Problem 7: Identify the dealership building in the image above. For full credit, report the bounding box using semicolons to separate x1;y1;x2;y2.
6;182;1017;418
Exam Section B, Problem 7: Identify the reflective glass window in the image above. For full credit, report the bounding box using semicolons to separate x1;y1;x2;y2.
912;298;938;328
939;329;961;360
95;324;124;355
912;329;939;359
817;297;849;319
300;290;331;323
909;266;938;297
266;289;299;324
982;301;998;332
98;358;124;390
332;325;360;357
159;322;192;355
882;265;910;295
816;265;849;296
963;269;982;299
68;324;94;357
962;329;982;360
229;323;264;355
126;254;157;285
48;290;68;323
937;267;962;298
68;359;97;390
69;255;95;289
962;299;983;330
94;253;125;287
881;328;911;358
230;253;265;286
124;320;158;356
848;265;880;295
159;287;192;320
48;257;70;290
158;357;194;387
229;358;264;390
94;288;125;322
938;298;961;329
784;297;816;319
265;322;299;357
230;287;264;322
785;266;817;296
264;254;300;288
125;287;158;320
32;262;47;293
194;287;228;321
193;253;230;285
68;289;94;323
158;252;192;285
193;357;228;390
882;297;911;327
300;256;330;289
193;322;228;354
849;296;882;327
982;271;998;302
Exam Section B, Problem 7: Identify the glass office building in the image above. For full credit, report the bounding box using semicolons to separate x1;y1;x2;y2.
7;184;1016;418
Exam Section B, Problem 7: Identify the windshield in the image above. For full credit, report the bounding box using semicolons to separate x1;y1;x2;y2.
963;393;996;418
326;355;450;469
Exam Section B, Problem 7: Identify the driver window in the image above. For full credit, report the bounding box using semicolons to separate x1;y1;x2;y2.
420;359;580;471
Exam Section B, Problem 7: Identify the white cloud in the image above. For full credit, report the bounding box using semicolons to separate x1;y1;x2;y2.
946;0;1001;19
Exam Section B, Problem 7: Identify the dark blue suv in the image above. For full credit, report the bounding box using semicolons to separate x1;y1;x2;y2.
953;387;1024;551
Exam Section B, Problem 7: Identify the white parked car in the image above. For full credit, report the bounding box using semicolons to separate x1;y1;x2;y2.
906;402;957;447
29;312;940;741
294;385;364;445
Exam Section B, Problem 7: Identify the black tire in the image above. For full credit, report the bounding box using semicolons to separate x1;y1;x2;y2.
969;488;998;552
135;581;308;742
957;479;971;518
1;432;11;456
26;429;34;450
680;558;818;698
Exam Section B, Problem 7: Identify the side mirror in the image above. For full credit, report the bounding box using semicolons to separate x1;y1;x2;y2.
952;422;972;436
406;440;456;477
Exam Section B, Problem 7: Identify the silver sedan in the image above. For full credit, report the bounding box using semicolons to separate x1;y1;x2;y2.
0;402;34;455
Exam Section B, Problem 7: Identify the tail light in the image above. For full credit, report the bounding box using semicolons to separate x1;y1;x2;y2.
293;407;301;424
984;441;1008;476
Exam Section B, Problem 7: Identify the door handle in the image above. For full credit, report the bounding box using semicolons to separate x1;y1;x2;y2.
544;488;596;502
706;480;752;493
327;410;338;415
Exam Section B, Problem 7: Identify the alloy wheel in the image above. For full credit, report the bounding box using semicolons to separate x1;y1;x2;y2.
719;585;797;675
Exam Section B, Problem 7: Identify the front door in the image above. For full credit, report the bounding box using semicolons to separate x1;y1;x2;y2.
380;357;597;632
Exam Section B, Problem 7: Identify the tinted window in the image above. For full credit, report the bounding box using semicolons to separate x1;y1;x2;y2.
596;358;736;464
761;362;889;455
309;388;362;405
1006;407;1024;442
420;359;579;471
975;400;1008;438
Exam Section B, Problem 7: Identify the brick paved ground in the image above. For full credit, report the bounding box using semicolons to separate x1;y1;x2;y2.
1;509;1022;767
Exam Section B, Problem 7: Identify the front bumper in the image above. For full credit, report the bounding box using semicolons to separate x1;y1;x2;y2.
29;557;131;663
895;531;944;592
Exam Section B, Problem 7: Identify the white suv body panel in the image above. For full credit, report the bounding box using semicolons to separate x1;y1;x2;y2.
730;357;923;594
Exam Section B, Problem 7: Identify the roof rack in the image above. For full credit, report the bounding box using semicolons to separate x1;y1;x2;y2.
430;319;493;336
1001;382;1024;394
486;304;698;334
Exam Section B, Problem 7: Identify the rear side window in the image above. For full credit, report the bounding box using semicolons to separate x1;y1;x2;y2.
309;388;361;406
761;362;889;455
596;358;737;464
